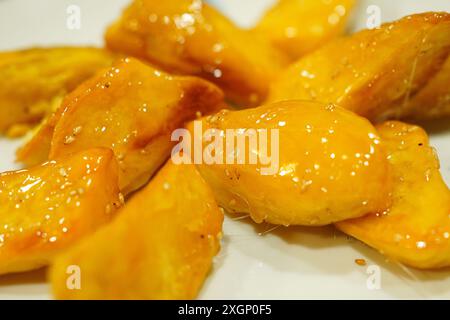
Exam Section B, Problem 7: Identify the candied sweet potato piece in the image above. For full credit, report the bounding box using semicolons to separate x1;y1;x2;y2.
336;121;450;269
254;0;355;61
50;161;223;299
268;13;450;121
17;57;224;194
186;101;392;226
0;47;115;136
0;148;121;275
105;0;288;106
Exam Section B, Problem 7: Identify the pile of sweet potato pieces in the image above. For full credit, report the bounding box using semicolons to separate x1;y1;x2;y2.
0;0;449;299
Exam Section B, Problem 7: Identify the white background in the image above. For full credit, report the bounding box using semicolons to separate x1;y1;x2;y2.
0;0;449;299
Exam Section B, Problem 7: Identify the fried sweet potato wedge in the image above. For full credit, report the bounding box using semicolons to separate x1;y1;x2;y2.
186;101;392;226
50;161;223;299
268;13;450;121
17;57;224;194
0;148;121;275
105;0;288;106
0;47;115;136
337;121;450;269
254;0;355;62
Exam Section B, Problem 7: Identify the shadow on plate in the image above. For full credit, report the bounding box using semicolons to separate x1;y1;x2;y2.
409;117;450;135
223;211;450;298
0;268;47;286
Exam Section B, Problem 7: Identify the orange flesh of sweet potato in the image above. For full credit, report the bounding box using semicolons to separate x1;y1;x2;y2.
105;0;288;106
49;161;223;299
337;121;450;269
0;47;115;136
188;100;392;226
0;148;121;275
268;12;450;121
254;0;356;61
17;57;224;194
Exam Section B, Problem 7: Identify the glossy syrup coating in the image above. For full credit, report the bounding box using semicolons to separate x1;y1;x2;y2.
254;0;355;62
268;12;450;121
50;161;223;299
105;0;288;106
189;101;392;226
18;57;224;195
0;47;115;137
0;148;121;275
406;55;450;120
337;121;450;269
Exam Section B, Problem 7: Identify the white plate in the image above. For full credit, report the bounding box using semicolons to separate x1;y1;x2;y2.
0;0;449;300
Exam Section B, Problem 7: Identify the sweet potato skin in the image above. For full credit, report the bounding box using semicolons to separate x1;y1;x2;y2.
105;0;288;106
50;162;223;300
18;57;224;194
0;148;121;275
0;47;115;136
254;0;355;61
337;121;450;269
188;101;392;226
268;12;450;121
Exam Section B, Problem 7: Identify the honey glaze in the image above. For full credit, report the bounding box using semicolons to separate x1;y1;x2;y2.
0;149;121;275
191;100;393;226
337;121;450;269
105;0;288;106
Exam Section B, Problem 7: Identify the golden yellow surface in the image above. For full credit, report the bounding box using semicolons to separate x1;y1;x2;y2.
105;0;288;106
0;2;448;298
17;57;224;194
337;121;450;269
16;119;55;168
188;101;392;226
406;55;450;120
0;47;115;135
269;12;450;121
254;0;355;61
49;161;223;299
0;148;121;275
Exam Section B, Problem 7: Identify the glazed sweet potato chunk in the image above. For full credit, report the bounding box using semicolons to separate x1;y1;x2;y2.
17;57;224;194
50;161;223;299
254;0;355;61
0;47;115;136
268;13;450;121
186;101;392;226
0;148;121;275
337;122;450;269
105;0;288;106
